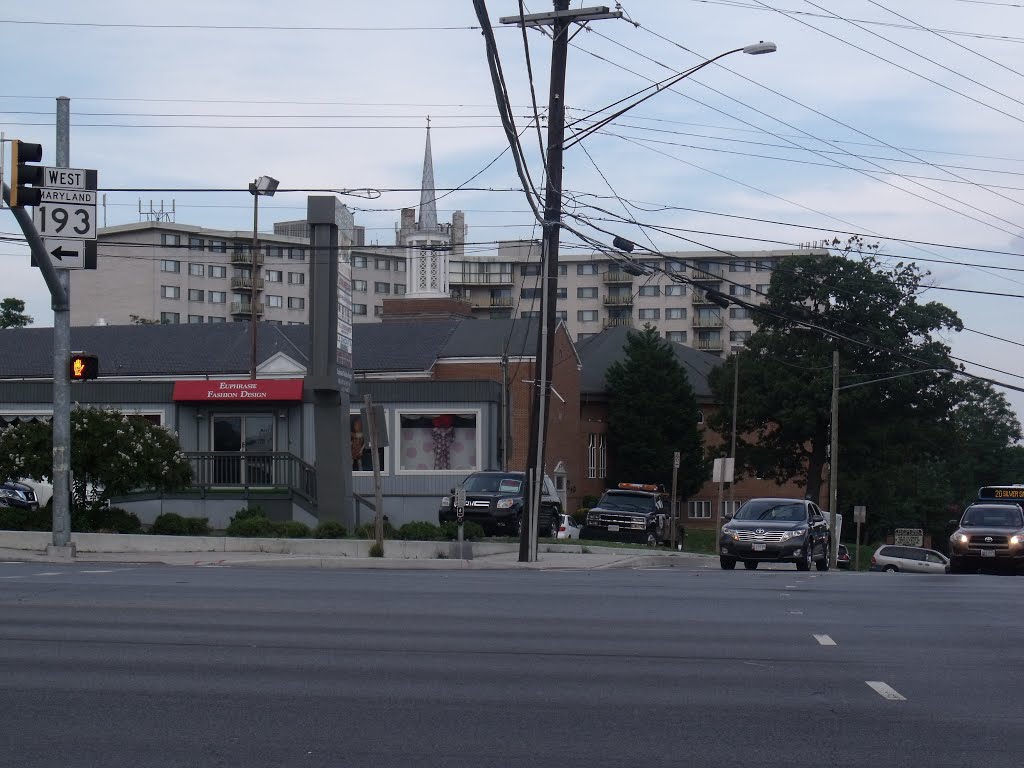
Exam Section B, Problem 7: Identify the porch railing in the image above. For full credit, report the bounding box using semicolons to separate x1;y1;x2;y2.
185;451;317;505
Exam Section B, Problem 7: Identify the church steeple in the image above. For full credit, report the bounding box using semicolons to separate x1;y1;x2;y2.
418;117;438;233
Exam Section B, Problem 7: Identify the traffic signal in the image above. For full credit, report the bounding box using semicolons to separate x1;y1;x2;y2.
10;140;44;208
69;353;99;381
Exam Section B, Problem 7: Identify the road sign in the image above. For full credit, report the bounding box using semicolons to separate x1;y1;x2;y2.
32;201;97;240
38;239;97;270
41;167;98;190
712;457;734;483
894;528;923;547
673;450;681;469
39;188;97;205
854;505;866;524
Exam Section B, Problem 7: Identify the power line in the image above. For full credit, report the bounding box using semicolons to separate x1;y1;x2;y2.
0;19;490;32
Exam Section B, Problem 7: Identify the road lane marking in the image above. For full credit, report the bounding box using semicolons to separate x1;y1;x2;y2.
813;634;836;646
785;585;798;589
0;575;26;579
866;681;906;701
788;610;803;615
79;569;117;574
34;572;61;577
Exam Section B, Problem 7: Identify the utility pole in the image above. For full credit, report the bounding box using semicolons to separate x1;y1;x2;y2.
828;350;839;568
52;96;73;553
727;349;740;515
501;2;621;563
501;353;510;471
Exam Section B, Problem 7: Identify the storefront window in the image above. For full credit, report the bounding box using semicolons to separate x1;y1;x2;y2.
350;411;387;474
397;412;479;472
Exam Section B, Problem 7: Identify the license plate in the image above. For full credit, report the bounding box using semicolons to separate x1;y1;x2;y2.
981;549;995;558
607;525;619;532
752;543;766;552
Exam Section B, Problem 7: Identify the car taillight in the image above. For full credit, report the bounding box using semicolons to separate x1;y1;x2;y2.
559;526;566;532
871;555;876;565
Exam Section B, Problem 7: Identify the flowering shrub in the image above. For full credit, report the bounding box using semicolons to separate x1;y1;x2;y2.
0;408;192;514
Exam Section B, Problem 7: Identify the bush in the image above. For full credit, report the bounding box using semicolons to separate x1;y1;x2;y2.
226;514;280;538
149;512;208;536
90;506;143;534
231;505;267;521
572;508;588;526
397;521;442;541
0;504;51;531
580;495;600;509
355;520;396;539
368;541;384;557
313;521;348;539
276;521;311;539
440;520;486;541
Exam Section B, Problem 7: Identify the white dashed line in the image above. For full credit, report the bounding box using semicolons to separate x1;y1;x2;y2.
866;681;906;701
0;575;26;580
788;610;803;615
34;572;61;577
813;634;837;646
79;569;117;574
785;585;798;589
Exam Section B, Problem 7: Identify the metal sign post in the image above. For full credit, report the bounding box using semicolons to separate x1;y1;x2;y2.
670;450;681;550
853;505;866;570
454;486;467;560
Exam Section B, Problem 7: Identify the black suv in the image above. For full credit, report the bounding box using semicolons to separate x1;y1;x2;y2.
581;485;676;546
438;471;562;538
0;480;41;511
719;497;831;571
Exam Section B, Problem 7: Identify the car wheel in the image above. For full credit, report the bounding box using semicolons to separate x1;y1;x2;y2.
796;546;812;571
883;564;898;573
816;542;830;571
646;532;658;548
720;557;736;570
516;515;523;538
744;561;758;570
548;519;559;539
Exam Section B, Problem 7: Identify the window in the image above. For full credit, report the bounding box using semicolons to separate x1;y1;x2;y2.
232;243;251;255
353;304;367;316
577;263;599;276
374;282;390;295
556;287;567;299
729;284;752;297
267;295;284;308
521;287;541;299
587;434;598;479
288;272;305;285
577;332;597;342
287;297;305;310
397;412;479;472
208;265;226;279
350;411;387;474
352;255;367;268
521;310;540;319
267;246;284;258
395;259;406;272
665;284;686;297
577;310;598;323
756;284;770;294
161;233;181;247
688;500;712;519
558;264;568;276
188;289;204;302
730;260;751;272
161;285;180;300
639;308;660;320
208;291;227;304
556;310;567;321
666;330;687;343
638;286;659;298
666;308;687;320
160;312;180;324
208;315;227;323
188;237;204;251
160;260;180;273
394;284;406;295
188;263;205;277
288;248;305;260
520;263;542;276
265;270;282;283
188;314;204;324
730;331;751;343
729;307;752;319
666;260;685;273
353;279;367;292
375;258;390;271
374;305;384;317
577;287;598;299
756;259;775;271
209;240;226;253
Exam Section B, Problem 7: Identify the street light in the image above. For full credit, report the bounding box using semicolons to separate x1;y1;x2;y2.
248;175;279;380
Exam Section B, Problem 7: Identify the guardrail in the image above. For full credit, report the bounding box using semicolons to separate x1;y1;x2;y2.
184;451;317;505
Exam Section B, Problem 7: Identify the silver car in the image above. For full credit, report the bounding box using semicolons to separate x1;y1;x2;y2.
870;545;949;574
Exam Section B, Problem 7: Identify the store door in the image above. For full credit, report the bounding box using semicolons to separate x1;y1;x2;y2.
212;415;275;485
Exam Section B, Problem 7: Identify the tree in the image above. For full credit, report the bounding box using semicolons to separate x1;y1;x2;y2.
129;314;160;325
605;324;708;498
0;408;192;514
708;245;973;506
0;297;32;328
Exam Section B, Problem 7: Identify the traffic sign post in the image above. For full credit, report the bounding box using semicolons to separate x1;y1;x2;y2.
853;505;866;571
454;486;467;560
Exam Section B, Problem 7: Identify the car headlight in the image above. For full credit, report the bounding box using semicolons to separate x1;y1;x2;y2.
1011;534;1023;546
953;533;969;545
496;498;515;509
722;528;739;541
779;528;808;542
0;488;19;500
440;497;450;508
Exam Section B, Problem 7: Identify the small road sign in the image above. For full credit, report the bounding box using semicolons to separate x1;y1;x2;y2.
42;167;98;190
40;238;97;270
854;505;866;524
33;201;97;240
894;528;924;547
673;450;681;469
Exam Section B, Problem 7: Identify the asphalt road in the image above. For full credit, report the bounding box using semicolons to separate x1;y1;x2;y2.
1;559;1021;768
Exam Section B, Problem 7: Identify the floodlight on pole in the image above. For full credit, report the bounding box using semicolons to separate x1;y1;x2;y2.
248;175;279;380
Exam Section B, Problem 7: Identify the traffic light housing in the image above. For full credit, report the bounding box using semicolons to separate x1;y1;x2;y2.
69;353;99;381
10;140;44;208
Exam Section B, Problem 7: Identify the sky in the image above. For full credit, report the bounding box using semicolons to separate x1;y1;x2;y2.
3;0;1024;418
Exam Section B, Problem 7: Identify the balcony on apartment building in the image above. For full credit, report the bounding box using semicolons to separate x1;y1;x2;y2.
690;265;725;281
695;336;724;352
450;289;511;309
602;270;634;284
230;302;264;317
450;271;515;286
691;290;720;306
230;251;265;266
602;293;634;307
603;316;633;329
692;313;724;329
230;277;265;292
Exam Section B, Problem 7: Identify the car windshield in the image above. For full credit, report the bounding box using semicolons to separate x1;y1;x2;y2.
463;474;522;494
597;492;656;512
733;500;807;522
961;505;1023;527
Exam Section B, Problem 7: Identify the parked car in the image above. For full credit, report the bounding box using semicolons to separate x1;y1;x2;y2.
870;545;949;574
0;480;41;511
719;497;831;571
581;483;677;546
438;471;562;538
836;543;852;570
556;514;581;540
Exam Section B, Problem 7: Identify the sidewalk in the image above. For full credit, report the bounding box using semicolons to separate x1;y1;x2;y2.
0;531;711;571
